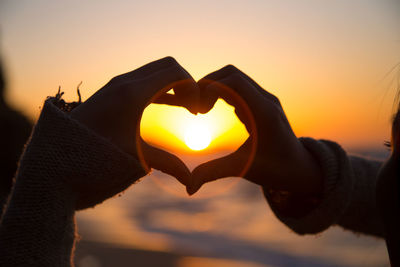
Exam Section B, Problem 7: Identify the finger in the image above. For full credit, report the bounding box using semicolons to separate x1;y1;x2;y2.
173;78;200;114
206;75;258;105
141;141;191;187
141;63;200;114
151;92;199;110
118;56;179;80
189;140;252;195
198;65;278;113
203;75;260;133
168;61;200;114
197;78;220;113
219;66;278;103
197;66;232;113
198;65;252;113
198;65;239;86
152;91;200;115
152;93;183;106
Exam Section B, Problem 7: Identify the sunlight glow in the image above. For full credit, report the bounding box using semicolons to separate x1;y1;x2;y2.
184;119;212;151
141;99;248;153
6;0;397;151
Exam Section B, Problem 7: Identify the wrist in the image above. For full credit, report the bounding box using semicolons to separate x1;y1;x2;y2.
264;141;323;218
265;188;322;218
295;141;324;195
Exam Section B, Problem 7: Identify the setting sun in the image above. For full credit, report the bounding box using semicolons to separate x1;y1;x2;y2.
141;99;248;153
184;119;212;151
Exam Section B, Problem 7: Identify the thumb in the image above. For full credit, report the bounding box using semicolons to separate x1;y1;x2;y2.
189;139;253;195
141;141;191;188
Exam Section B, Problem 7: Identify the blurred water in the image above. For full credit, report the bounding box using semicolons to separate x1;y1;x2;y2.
76;151;389;267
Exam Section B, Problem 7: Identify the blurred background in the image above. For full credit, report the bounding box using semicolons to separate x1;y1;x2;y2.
0;0;399;266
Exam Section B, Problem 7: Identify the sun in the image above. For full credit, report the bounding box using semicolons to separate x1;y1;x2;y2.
184;120;212;151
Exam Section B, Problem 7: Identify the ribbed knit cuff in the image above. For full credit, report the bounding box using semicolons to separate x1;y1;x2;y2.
264;137;354;235
20;98;147;210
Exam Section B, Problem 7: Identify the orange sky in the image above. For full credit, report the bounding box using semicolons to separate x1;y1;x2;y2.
0;0;399;153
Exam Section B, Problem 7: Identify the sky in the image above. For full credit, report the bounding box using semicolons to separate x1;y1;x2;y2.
0;0;399;153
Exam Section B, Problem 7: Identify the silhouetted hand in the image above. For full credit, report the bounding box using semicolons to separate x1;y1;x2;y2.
189;65;322;195
70;57;199;187
376;112;400;265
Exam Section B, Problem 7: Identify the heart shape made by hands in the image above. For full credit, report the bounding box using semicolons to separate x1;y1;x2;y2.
139;89;257;197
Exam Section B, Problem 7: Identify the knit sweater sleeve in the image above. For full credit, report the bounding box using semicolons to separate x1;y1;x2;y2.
0;98;147;266
263;137;385;237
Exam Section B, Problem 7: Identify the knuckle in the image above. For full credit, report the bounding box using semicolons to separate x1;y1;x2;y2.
266;104;285;122
169;62;183;72
224;64;238;73
109;74;126;84
109;75;120;84
269;94;280;104
168;64;187;80
161;56;178;65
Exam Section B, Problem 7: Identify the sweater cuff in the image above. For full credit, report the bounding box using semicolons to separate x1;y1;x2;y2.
264;137;354;235
21;98;147;210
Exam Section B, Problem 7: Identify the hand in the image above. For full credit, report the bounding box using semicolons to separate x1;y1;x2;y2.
70;57;199;187
189;65;322;195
